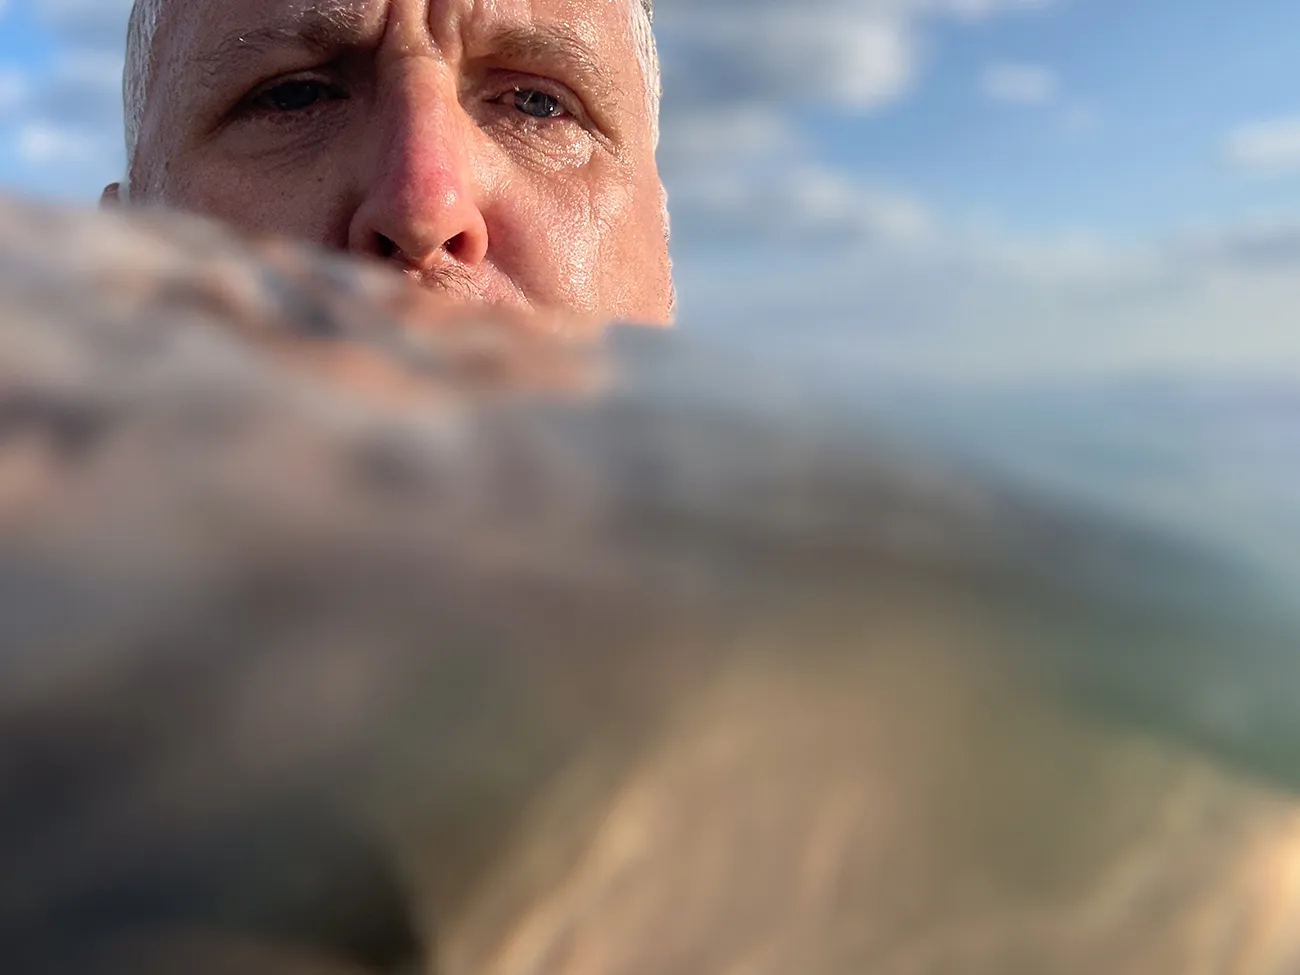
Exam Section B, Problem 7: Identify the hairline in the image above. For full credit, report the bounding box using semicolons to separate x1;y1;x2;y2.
122;0;660;195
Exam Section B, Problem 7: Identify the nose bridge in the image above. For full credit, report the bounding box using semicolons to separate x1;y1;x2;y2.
375;68;465;213
352;60;489;268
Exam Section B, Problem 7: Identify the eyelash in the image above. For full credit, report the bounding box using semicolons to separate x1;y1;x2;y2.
238;75;580;125
240;77;344;117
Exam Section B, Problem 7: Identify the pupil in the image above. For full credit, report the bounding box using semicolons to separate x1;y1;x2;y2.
268;82;323;112
515;90;561;119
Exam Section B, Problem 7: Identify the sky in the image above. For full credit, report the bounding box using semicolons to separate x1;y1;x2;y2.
1;0;1299;382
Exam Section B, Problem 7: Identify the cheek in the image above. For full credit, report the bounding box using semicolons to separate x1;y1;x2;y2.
162;158;355;249
485;174;604;315
593;171;672;324
593;181;649;316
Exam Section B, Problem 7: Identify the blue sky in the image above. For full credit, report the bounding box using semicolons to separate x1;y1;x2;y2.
818;0;1300;237
1;0;1299;379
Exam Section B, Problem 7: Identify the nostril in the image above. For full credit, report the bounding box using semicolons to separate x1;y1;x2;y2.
444;233;467;260
374;233;477;267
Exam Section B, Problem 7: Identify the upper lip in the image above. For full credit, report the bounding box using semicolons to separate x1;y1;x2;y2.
398;261;529;312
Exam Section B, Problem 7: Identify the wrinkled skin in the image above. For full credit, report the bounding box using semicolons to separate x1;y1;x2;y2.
2;198;1300;974
110;0;673;323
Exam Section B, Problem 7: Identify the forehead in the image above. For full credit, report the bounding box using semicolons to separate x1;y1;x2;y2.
154;0;639;61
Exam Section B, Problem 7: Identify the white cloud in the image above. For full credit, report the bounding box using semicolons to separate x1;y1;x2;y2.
16;121;102;166
658;6;916;114
671;150;1300;383
657;0;1059;260
0;0;129;196
656;0;1056;115
672;165;934;249
980;62;1058;104
1224;117;1300;174
659;103;795;175
650;0;1293;384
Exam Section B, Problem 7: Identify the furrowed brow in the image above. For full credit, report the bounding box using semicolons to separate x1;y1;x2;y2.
485;25;626;108
195;7;369;86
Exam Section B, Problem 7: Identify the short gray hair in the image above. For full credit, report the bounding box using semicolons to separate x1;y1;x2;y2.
122;0;162;176
123;0;660;185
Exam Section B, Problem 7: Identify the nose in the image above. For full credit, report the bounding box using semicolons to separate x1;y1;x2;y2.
348;73;490;274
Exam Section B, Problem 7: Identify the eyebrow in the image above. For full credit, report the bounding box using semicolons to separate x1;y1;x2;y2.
192;8;627;108
481;25;627;109
194;4;370;86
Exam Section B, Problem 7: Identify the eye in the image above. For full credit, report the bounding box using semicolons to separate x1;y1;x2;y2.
510;88;569;120
248;79;344;114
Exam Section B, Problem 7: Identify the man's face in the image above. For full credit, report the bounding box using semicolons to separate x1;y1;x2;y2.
124;0;673;324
